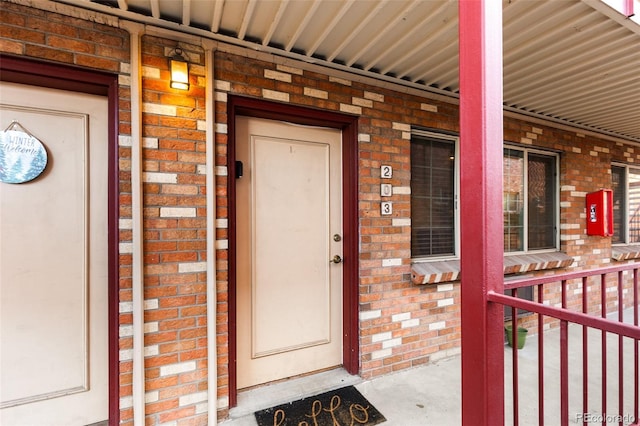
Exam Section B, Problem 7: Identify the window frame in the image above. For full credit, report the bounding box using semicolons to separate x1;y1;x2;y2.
410;130;460;262
611;162;640;246
410;134;561;263
503;144;560;254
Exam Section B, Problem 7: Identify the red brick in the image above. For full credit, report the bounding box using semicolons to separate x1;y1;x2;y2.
25;44;74;63
1;25;45;44
158;407;196;423
0;39;23;54
75;53;120;71
47;34;93;53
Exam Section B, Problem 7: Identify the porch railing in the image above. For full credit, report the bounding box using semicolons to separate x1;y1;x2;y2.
488;263;640;426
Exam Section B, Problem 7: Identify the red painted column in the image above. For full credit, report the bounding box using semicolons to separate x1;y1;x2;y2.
624;0;635;18
458;1;505;425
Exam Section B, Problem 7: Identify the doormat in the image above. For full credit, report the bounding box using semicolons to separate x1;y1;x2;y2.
254;385;386;426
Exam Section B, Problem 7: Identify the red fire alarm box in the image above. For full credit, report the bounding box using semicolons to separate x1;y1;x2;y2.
586;189;613;236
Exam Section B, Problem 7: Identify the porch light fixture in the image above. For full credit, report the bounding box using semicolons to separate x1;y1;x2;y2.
169;47;189;90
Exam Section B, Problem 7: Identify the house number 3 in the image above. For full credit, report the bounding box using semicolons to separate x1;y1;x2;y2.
381;202;393;215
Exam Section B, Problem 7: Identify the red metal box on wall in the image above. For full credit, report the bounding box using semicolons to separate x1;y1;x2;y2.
586;189;613;236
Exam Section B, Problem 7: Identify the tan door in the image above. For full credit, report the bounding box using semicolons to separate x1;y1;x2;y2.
0;83;109;425
236;116;343;389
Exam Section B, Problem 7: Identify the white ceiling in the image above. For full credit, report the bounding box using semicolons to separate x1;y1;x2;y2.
54;0;640;141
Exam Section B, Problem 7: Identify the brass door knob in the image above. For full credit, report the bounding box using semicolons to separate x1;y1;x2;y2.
330;255;342;264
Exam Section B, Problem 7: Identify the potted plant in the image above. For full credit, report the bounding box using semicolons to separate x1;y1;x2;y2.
504;319;528;349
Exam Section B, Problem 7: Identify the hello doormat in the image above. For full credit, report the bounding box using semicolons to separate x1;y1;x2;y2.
254;385;386;426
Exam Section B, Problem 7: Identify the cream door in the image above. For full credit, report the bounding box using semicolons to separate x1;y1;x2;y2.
236;116;343;389
0;83;109;425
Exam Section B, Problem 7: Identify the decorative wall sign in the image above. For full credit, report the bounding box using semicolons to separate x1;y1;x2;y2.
0;121;48;184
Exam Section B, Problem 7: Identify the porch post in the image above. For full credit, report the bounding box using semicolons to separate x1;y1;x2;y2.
458;1;505;425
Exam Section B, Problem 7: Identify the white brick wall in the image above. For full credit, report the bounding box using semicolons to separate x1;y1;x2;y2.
178;261;207;273
160;207;197;218
160;361;196;377
360;310;382;320
143;172;178;184
179;391;208;407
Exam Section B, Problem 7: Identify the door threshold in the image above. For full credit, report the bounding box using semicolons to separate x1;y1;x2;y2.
229;367;361;419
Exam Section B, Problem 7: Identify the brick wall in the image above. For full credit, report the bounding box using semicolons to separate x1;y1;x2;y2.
134;35;210;425
212;48;636;408
0;2;126;70
0;2;637;425
213;50;465;385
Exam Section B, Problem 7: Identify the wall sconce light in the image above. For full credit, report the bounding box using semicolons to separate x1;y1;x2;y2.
169;47;189;90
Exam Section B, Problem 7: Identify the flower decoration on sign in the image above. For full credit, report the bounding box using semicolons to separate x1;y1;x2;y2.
0;120;48;184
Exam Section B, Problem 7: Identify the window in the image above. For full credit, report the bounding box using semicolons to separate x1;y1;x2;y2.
503;147;558;252
411;134;559;260
611;164;640;244
410;132;457;258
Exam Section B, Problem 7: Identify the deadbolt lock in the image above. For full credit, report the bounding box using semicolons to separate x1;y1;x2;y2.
333;234;342;242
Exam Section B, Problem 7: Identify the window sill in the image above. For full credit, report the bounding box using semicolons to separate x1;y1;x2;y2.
411;260;461;285
611;245;640;261
411;252;574;285
503;252;574;274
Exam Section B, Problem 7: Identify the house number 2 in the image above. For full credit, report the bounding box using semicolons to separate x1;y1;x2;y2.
381;165;392;179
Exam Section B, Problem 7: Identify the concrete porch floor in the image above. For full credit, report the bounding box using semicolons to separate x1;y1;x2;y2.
221;308;638;426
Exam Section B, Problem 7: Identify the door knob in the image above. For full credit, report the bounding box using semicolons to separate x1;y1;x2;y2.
330;255;342;264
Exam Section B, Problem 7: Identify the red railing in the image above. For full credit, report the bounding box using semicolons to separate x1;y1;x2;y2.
488;263;640;426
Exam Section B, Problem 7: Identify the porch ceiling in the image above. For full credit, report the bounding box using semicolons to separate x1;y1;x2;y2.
56;0;640;142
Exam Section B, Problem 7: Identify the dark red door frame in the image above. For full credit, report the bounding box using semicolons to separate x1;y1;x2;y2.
0;54;120;426
458;2;505;425
226;95;360;407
